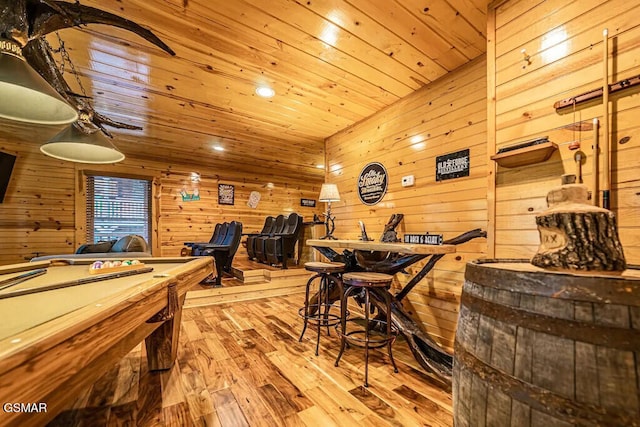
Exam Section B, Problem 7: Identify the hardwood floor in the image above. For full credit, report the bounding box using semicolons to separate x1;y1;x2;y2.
48;294;454;426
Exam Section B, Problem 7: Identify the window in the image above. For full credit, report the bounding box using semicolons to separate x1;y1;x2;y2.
86;175;152;245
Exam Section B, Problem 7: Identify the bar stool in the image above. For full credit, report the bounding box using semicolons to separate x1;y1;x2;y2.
298;261;348;355
335;272;398;387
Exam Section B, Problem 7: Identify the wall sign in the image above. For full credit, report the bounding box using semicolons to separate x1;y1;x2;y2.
181;171;201;201
436;148;470;181
357;162;388;206
180;186;200;201
247;191;260;208
404;233;443;245
300;198;316;207
218;183;235;205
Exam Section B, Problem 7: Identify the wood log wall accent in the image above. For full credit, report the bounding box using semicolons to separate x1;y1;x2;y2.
531;182;626;271
0;127;323;265
324;57;488;351
488;0;640;264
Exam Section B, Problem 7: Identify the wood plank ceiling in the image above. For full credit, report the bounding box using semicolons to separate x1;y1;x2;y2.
36;0;489;178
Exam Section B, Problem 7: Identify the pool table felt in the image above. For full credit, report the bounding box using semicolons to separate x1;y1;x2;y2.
0;258;206;340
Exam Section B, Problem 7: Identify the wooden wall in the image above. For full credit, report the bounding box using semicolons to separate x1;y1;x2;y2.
0;125;323;265
0;128;78;262
488;0;640;262
325;57;488;351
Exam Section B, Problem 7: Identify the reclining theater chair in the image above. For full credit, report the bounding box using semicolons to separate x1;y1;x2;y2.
264;213;303;269
191;221;243;286
187;222;228;256
254;214;285;263
246;216;275;260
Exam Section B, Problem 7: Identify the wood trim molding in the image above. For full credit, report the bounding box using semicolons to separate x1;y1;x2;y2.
486;1;499;258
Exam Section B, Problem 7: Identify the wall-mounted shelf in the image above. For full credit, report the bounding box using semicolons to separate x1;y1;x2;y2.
491;141;558;168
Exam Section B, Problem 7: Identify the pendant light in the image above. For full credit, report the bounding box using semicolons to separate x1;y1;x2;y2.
0;40;78;125
40;122;125;164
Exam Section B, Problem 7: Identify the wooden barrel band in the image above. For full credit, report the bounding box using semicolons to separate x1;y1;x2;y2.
466;261;640;306
454;343;637;426
460;290;640;351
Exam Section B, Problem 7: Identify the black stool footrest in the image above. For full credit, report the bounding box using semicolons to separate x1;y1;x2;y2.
336;318;397;349
297;304;348;327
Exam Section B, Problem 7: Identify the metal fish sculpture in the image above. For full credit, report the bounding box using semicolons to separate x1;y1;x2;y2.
1;0;175;134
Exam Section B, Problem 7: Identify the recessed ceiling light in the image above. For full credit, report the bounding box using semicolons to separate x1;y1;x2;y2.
316;164;324;169
255;86;275;98
213;145;224;152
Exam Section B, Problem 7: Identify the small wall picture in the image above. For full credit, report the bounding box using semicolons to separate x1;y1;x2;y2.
301;198;316;207
218;183;235;205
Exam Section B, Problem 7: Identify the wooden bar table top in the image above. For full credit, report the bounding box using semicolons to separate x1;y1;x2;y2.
306;239;456;255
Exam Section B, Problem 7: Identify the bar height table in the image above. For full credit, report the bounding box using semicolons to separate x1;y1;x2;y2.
306;238;459;385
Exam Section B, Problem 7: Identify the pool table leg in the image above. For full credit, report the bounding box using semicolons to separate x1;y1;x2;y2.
145;293;186;371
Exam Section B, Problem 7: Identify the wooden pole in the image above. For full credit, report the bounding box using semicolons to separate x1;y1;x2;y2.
592;118;599;206
602;29;611;209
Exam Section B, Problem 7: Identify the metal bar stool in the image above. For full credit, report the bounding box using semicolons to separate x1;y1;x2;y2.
335;272;398;387
298;261;347;355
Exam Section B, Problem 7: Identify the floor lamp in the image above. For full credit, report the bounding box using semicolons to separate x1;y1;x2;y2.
319;183;340;239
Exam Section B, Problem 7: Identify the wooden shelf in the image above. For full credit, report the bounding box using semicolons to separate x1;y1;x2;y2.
491;141;558;168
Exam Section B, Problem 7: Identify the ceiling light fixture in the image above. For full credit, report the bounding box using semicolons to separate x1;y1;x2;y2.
40;123;125;164
255;86;275;98
0;40;78;125
37;34;124;164
213;145;224;152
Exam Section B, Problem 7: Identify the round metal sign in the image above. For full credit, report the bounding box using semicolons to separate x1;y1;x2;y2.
357;162;388;205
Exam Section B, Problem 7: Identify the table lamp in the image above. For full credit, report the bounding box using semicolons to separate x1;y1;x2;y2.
319;183;340;239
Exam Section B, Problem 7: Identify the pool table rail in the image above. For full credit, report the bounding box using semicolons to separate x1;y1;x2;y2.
0;256;213;427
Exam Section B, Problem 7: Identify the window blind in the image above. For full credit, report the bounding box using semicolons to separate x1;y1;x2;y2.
85;175;152;244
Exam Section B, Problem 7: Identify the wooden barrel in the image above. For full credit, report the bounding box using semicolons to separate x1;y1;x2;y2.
453;259;640;427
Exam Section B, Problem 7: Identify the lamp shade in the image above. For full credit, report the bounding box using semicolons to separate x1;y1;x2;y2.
40;125;125;164
0;46;78;125
319;183;340;202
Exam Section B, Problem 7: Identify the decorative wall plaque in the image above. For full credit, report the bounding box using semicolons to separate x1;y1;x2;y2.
436;148;470;181
300;198;316;207
218;184;234;205
357;162;388;205
247;191;261;208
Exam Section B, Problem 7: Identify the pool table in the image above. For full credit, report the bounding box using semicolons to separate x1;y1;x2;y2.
0;256;213;427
